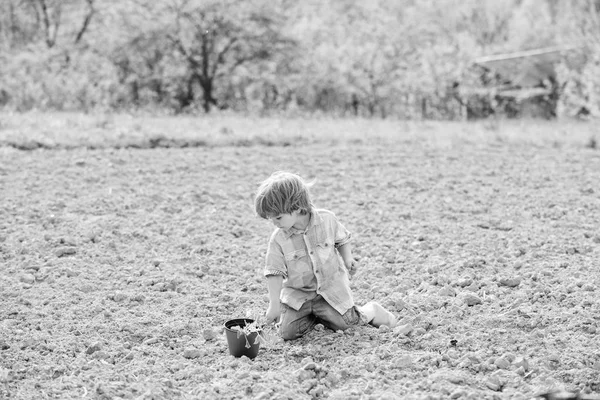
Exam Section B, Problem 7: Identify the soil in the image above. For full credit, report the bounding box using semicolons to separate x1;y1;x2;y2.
1;138;600;400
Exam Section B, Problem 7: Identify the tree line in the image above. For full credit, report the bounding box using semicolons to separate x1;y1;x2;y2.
1;0;599;119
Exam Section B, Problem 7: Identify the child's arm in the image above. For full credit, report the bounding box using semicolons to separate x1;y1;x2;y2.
265;275;283;324
337;243;357;277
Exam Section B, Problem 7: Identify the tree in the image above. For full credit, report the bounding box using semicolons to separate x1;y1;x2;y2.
553;0;600;117
1;0;97;49
165;0;295;113
0;0;38;49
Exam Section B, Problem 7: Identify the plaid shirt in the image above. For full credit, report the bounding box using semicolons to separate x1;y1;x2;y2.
264;209;354;315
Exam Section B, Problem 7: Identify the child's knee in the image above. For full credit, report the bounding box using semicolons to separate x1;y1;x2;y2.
278;315;317;340
279;324;303;341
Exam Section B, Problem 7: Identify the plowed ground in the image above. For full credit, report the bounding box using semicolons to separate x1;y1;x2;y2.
1;116;599;399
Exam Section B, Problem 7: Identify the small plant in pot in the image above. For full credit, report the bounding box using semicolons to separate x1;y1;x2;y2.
224;314;272;359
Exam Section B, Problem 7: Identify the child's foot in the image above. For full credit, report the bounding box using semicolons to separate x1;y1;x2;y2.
359;302;398;328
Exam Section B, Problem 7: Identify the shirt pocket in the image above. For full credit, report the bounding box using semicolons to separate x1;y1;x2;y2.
316;239;336;265
285;249;307;263
284;250;313;288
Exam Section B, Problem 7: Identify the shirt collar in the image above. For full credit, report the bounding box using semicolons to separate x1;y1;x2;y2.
282;209;321;239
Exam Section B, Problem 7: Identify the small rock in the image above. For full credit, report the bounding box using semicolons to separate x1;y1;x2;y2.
22;264;40;272
300;356;314;365
219;294;233;302
86;342;102;355
585;325;597;334
485;376;502;391
466;353;482;365
55;247;77;257
254;392;270;400
78;284;94;293
0;341;9;350
324;372;340;386
85;230;99;243
303;361;318;371
446;350;459;360
131;294;145;303
462;293;482;306
583;284;596;292
303;378;318;392
183;348;202;359
438;286;456;297
412;327;426;336
450;389;467;399
494;357;511;370
64;268;80;277
20;274;35;285
296;369;316;383
202;329;217;341
447;373;464;384
513;357;529;371
426;265;441;274
59;237;78;246
111;293;128;302
514;261;524;269
393;323;413;336
309;385;325;398
92;351;110;360
499;277;521;288
515;366;525;376
393;355;412;368
458;278;473;288
393;298;412;311
20;339;36;350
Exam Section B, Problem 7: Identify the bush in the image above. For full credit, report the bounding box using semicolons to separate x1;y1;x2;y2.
557;48;600;118
0;46;120;112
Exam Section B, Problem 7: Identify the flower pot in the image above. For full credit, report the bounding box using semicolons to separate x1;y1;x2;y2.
224;318;261;359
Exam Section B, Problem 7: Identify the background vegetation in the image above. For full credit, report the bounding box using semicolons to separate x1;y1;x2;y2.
1;0;599;119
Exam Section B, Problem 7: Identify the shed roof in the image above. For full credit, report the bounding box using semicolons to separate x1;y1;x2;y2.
474;46;580;86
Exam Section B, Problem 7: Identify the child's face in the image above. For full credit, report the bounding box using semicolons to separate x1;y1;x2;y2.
267;210;301;230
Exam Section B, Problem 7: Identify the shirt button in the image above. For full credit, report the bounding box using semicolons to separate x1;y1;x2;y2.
310;251;314;255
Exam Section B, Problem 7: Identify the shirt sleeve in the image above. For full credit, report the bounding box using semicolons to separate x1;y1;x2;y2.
333;215;353;249
264;235;288;278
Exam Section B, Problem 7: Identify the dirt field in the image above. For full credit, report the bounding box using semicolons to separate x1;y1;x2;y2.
1;115;600;399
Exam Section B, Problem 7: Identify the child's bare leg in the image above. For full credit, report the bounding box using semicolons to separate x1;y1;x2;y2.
358;302;397;328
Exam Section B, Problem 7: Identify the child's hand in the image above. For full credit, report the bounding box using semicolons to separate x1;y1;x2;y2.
347;260;358;278
265;302;281;325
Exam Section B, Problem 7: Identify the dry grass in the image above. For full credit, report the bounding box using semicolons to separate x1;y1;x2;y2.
0;111;597;150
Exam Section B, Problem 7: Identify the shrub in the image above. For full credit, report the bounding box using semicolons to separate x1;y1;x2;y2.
557;48;600;118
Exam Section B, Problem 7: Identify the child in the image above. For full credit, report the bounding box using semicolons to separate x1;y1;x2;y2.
254;171;397;340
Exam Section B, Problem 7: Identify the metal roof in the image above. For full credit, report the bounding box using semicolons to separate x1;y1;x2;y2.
473;45;580;86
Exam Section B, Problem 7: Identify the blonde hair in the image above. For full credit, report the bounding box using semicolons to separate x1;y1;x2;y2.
255;171;314;219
